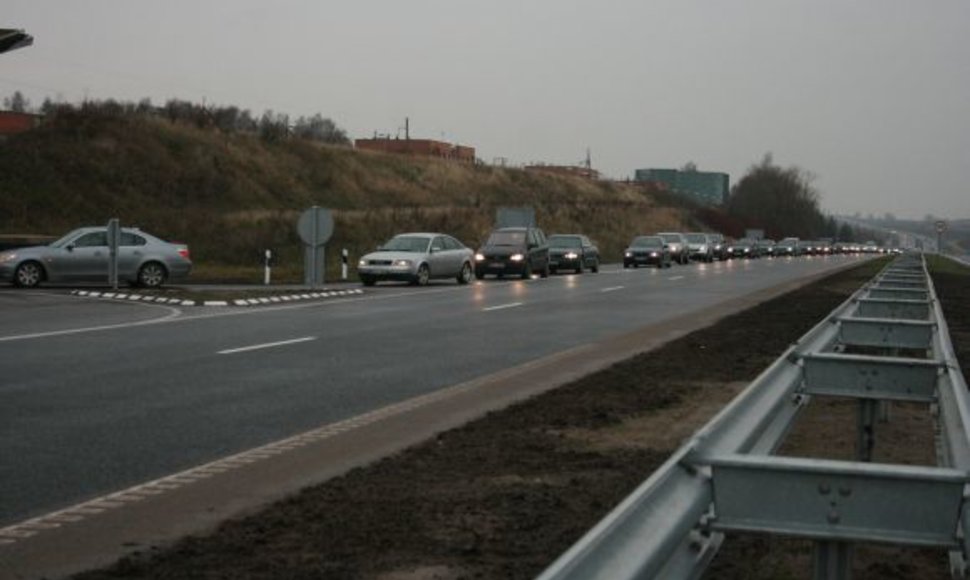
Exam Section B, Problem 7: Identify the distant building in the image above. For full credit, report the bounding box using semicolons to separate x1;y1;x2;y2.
0;110;43;140
355;137;475;163
634;167;729;205
524;164;600;180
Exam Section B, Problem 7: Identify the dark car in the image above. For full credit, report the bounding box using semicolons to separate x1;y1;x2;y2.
726;238;758;259
548;234;600;274
474;226;550;280
623;235;671;268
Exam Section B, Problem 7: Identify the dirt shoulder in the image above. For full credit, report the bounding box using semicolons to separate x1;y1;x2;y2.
70;256;970;580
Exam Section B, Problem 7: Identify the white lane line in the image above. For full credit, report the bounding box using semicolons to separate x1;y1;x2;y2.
483;302;524;312
0;304;182;343
667;276;685;281
600;286;624;293
217;336;316;355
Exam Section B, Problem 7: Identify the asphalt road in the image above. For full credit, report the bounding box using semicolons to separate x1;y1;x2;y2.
0;255;866;526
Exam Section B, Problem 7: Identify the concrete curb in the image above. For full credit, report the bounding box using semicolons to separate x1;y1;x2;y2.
69;288;365;306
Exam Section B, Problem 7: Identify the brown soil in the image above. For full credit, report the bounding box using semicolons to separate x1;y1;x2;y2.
73;257;969;580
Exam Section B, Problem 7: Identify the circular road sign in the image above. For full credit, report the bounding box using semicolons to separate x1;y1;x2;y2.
297;207;334;246
935;220;948;234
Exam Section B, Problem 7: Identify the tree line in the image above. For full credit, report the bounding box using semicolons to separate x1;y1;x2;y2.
725;154;881;243
2;90;350;146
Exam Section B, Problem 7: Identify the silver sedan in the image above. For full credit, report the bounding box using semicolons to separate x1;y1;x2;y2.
0;226;192;288
357;233;474;286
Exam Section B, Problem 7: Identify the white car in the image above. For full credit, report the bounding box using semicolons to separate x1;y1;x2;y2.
358;233;474;286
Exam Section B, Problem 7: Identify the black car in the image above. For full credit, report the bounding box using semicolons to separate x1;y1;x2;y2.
726;238;758;259
474;226;550;280
623;235;671;268
548;234;600;274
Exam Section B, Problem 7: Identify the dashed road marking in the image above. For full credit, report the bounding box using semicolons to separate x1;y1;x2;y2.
217;336;316;355
483;302;524;312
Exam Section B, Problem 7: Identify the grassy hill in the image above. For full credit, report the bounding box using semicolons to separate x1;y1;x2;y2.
0;110;702;282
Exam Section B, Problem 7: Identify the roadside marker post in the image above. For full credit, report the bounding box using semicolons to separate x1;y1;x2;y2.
264;249;272;285
341;248;348;281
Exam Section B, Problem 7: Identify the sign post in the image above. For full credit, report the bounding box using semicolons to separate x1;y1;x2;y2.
935;220;947;255
106;218;120;290
297;206;334;289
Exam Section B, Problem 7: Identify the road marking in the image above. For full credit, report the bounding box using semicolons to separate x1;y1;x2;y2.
218;336;316;355
667;276;685;281
0;304;182;343
483;302;523;312
601;286;624;293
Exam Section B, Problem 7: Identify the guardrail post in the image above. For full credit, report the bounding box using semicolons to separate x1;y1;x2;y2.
857;399;877;462
814;541;852;580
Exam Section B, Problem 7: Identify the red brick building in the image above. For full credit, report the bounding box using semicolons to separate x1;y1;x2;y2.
355;137;475;163
0;111;43;138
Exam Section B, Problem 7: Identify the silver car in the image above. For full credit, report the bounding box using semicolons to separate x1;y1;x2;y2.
0;226;191;288
357;232;474;286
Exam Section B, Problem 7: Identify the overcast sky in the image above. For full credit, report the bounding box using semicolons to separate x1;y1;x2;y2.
3;1;968;219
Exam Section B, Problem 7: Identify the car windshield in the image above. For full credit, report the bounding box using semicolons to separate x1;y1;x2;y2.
738;239;756;245
632;237;662;248
380;236;430;253
658;234;680;243
486;231;526;246
548;236;581;248
48;229;86;248
685;234;707;243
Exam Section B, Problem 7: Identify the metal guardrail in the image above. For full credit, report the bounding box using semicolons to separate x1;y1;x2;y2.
538;254;970;580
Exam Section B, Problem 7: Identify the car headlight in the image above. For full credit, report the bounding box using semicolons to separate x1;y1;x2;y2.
624;251;632;257
358;259;367;267
744;248;750;253
393;259;412;267
475;253;485;262
509;253;524;262
650;252;658;257
0;252;16;263
564;252;579;260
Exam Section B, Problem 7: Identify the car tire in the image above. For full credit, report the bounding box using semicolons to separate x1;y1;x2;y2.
360;275;376;287
13;261;43;288
456;262;472;285
137;262;167;288
576;261;583;274
414;264;430;286
540;262;549;278
521;261;531;280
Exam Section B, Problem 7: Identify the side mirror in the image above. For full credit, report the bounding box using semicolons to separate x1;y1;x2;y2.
66;244;75;252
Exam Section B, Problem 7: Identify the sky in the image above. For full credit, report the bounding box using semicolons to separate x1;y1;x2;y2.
2;0;968;219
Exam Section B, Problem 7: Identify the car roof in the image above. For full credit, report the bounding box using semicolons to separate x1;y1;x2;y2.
391;232;442;238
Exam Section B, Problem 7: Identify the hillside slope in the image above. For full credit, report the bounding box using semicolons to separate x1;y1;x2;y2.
0;111;699;280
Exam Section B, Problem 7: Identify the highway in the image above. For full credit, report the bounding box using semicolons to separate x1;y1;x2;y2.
0;255;866;530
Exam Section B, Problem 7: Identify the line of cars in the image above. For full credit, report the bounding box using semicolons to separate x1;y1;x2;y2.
357;226;603;286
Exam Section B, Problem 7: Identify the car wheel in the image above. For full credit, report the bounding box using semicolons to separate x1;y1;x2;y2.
591;260;599;273
14;261;43;288
137;262;167;288
414;264;430;286
456;262;472;285
540;261;549;278
521;260;531;280
576;261;583;274
360;275;376;287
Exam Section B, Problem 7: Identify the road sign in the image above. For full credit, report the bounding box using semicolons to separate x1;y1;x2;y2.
297;207;333;247
106;218;120;289
297;207;333;288
935;220;948;234
496;207;535;228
